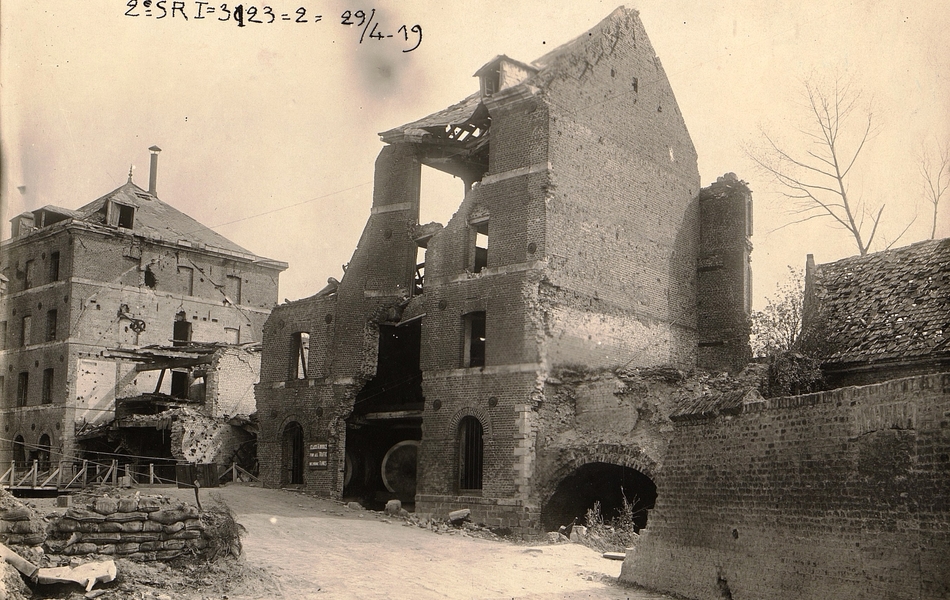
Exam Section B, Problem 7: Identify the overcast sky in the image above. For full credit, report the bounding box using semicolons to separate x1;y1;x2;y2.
2;0;948;307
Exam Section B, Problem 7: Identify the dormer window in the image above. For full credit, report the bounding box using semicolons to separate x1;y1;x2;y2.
474;55;538;99
482;69;499;97
107;201;136;229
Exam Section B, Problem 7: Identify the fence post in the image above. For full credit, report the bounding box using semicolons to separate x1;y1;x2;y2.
82;460;88;488
32;460;39;487
111;460;118;486
57;460;64;487
9;463;14;487
232;462;237;484
149;463;155;485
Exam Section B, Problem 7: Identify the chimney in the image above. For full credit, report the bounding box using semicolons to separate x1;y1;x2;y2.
148;145;162;195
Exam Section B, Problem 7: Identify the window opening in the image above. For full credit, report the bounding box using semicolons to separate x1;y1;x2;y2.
16;372;29;407
46;310;57;342
117;204;135;228
170;370;189;399
291;332;310;379
144;267;157;289
42;368;53;404
459;416;484;490
471;220;489;273
21;316;32;347
24;260;35;289
420;165;465;228
414;246;426;295
463;311;486;368
49;252;60;282
1;321;7;349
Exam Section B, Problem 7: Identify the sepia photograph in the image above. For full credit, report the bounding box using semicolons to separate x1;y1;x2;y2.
1;1;948;598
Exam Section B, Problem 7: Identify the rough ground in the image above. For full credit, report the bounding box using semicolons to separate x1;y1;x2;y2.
15;484;673;599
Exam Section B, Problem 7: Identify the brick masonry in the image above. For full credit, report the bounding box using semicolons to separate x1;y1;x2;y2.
621;373;950;600
255;7;757;536
0;184;284;470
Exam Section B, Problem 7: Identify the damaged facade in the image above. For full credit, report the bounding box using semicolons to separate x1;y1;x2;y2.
0;148;286;478
256;7;752;533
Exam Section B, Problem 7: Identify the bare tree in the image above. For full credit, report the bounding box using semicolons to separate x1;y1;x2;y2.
920;140;950;239
748;72;904;255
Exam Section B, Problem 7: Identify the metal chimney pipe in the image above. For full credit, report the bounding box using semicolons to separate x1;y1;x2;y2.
148;146;162;195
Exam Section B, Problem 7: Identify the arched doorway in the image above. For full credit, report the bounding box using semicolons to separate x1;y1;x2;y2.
37;434;52;472
12;436;26;468
281;421;304;486
541;462;657;532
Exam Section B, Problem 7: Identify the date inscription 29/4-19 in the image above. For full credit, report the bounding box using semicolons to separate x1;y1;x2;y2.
124;2;423;52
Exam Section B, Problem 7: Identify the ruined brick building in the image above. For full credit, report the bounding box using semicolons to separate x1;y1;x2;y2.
0;147;286;476
256;7;752;531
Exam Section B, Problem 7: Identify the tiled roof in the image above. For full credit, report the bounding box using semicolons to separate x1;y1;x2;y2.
809;238;950;364
73;182;256;257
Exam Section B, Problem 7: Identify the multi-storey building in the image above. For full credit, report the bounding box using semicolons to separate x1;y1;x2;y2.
0;148;286;473
255;8;751;534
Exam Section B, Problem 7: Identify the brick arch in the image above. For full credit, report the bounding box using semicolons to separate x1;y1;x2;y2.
537;442;659;508
448;407;493;438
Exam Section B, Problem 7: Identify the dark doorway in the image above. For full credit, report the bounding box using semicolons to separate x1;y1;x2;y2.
37;434;51;472
282;421;304;486
12;436;26;468
541;462;657;532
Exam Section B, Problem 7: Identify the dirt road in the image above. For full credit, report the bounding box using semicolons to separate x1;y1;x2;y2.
161;484;671;600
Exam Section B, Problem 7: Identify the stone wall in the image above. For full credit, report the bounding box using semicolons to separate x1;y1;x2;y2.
622;373;950;600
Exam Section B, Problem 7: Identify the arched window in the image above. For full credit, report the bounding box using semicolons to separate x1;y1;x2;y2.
458;416;484;491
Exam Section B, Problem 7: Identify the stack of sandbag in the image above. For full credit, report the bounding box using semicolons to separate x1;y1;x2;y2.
0;492;47;547
46;494;207;561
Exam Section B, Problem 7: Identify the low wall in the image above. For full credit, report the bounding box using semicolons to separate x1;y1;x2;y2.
622;373;950;600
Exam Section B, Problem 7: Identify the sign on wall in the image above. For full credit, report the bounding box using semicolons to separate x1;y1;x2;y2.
308;442;329;470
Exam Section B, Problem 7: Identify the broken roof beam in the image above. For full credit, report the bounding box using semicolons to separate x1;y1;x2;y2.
134;355;213;371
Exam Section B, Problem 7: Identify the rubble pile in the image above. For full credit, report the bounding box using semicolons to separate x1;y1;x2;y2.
45;494;206;561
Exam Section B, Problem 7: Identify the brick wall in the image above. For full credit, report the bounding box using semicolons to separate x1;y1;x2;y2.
696;175;752;373
622;373;950;600
538;9;701;371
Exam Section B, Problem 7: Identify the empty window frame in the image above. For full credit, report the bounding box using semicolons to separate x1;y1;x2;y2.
16;372;29;407
24;259;35;289
21;315;32;347
225;275;242;305
291;332;310;379
115;203;135;228
170;370;189;399
46;310;57;342
49;251;61;282
470;220;489;273
458;416;484;490
462;311;486;368
42;368;53;404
